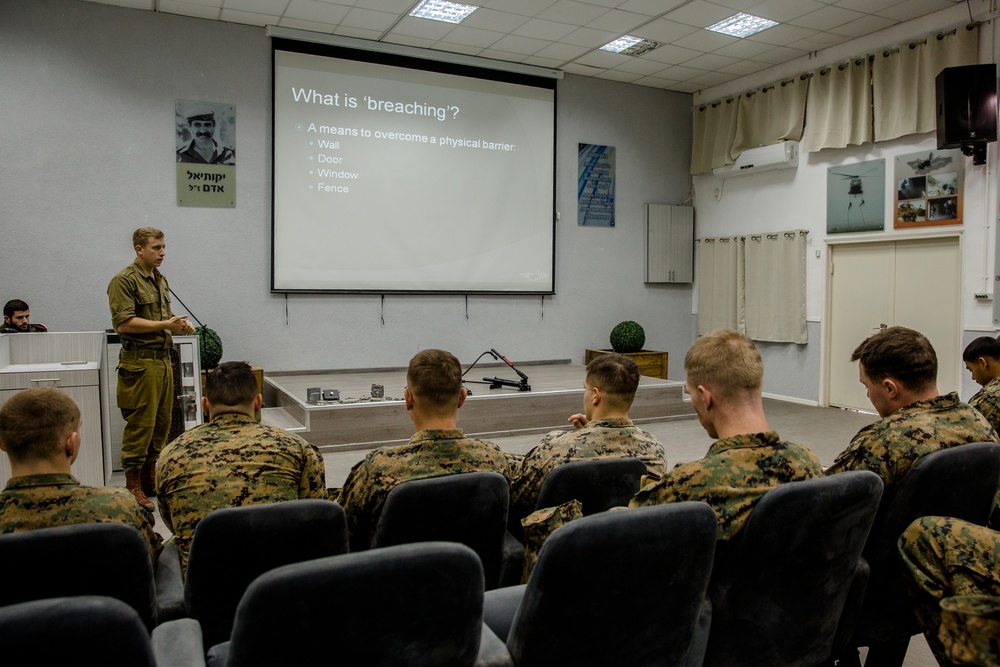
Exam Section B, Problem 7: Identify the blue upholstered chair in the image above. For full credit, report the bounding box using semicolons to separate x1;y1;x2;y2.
199;542;507;666
0;522;159;628
175;498;349;649
484;501;717;667
697;470;883;667
371;471;510;589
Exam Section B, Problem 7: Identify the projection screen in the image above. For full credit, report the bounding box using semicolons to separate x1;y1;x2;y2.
272;39;557;294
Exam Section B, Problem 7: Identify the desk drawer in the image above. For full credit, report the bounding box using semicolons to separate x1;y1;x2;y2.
0;369;99;390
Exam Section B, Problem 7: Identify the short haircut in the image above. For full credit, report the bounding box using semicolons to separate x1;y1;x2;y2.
851;326;937;390
586;353;640;408
407;349;463;411
205;361;258;407
685;329;763;401
3;299;28;319
963;336;1000;363
132;227;164;249
0;388;80;462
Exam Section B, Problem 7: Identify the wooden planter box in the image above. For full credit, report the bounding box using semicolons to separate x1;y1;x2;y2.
585;349;668;380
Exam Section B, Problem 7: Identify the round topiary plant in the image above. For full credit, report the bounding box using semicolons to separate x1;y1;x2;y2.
196;325;223;369
610;321;645;353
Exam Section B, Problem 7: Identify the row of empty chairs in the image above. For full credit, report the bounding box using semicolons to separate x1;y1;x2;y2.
0;442;998;665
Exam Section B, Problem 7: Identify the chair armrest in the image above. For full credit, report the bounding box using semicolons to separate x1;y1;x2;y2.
475;622;514;667
498;531;525;588
483;584;527;640
155;543;187;623
683;598;712;667
152;618;206;667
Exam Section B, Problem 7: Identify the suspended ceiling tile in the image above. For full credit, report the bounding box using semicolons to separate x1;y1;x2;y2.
538;0;612;24
633;18;701;43
512;18;579;41
789;5;866;30
665;1;743;29
283;0;350;23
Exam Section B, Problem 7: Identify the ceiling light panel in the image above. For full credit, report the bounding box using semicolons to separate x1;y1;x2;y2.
707;13;778;38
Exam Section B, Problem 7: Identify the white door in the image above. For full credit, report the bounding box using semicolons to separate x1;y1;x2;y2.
826;236;962;411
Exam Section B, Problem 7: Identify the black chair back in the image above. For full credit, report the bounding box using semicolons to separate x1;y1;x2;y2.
216;542;486;667
845;442;1000;663
0;596;156;666
0;522;156;628
701;470;883;667
371;471;508;589
184;498;349;649
534;456;648;514
506;501;716;667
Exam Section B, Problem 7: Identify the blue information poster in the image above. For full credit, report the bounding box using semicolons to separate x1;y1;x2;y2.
578;143;615;227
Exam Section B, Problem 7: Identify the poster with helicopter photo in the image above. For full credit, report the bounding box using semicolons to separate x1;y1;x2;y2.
827;159;885;234
893;149;963;229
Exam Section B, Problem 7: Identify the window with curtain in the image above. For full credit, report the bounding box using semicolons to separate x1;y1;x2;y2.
801;58;873;153
690;97;739;175
696;237;744;335
872;25;977;142
731;76;809;157
689;24;980;170
697;230;808;343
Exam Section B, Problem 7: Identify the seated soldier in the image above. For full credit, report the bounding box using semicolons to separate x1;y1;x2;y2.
826;327;997;491
628;328;823;550
0;388;160;561
336;349;511;552
1;299;47;333
509;352;666;528
899;516;1000;664
155;361;328;571
964;335;1000;433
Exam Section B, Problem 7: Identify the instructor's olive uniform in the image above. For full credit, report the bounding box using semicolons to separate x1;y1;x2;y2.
108;260;175;469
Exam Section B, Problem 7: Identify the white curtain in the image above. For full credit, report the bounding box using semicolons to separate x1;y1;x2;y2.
697;230;807;343
731;76;809;156
696;236;744;335
744;230;808;344
873;25;978;142
691;97;739;175
801;58;873;153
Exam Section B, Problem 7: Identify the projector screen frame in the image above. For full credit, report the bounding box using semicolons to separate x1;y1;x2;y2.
270;36;558;296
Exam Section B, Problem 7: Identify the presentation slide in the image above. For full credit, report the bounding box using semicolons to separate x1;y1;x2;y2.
272;43;556;293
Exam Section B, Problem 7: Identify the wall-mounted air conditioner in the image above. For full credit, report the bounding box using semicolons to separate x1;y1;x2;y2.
712;140;799;178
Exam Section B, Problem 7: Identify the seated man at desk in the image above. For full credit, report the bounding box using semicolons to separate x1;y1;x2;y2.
628;329;823;547
1;299;47;333
155;361;328;571
0;388;161;561
509;352;666;528
336;348;511;552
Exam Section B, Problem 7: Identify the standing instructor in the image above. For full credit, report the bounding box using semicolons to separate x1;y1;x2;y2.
108;227;194;512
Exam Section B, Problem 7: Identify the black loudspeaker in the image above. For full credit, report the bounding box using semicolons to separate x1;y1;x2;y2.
936;63;998;149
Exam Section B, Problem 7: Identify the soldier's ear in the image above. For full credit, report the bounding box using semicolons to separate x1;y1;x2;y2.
882;377;900;398
65;430;80;464
201;396;211;419
457;386;467;409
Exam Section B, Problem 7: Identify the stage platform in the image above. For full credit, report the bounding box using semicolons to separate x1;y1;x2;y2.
262;360;696;452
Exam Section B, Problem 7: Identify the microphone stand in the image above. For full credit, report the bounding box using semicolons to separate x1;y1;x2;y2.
485;348;531;392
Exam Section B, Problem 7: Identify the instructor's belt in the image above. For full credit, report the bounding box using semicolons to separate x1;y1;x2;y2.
120;348;170;360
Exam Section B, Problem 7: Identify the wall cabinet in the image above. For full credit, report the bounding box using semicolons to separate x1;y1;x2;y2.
0;332;106;488
646;204;694;284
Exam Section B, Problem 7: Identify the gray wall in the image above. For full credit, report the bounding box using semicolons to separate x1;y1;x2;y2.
1;0;695;379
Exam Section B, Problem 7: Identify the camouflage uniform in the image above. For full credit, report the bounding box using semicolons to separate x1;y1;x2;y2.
336;428;511;552
970;377;1000;435
628;431;823;542
155;412;328;570
509;417;667;524
899;516;1000;664
0;473;162;561
107;260;175;468
826;393;998;490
